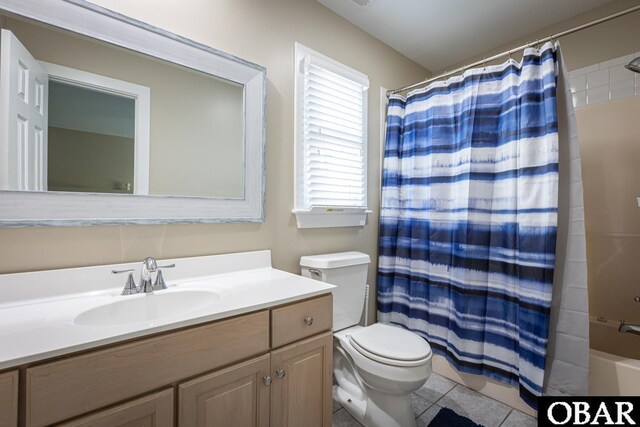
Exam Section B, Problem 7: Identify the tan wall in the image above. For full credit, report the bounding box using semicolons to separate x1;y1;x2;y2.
3;16;244;198
432;0;640;74
0;0;428;321
433;0;640;329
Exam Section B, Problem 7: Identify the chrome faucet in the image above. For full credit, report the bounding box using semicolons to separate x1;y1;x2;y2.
619;321;640;336
140;257;158;293
112;257;175;295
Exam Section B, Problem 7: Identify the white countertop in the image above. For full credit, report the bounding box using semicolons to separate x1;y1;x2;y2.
0;250;334;369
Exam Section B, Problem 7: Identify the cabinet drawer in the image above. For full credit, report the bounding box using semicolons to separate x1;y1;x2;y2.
57;389;173;427
271;294;332;348
0;370;18;427
26;310;270;427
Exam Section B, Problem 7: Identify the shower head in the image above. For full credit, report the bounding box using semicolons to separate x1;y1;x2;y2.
625;57;640;73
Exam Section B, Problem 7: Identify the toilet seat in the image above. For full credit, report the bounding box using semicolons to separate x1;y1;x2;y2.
348;323;432;368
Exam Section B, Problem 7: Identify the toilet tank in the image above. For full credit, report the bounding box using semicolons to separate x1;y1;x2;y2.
300;252;371;331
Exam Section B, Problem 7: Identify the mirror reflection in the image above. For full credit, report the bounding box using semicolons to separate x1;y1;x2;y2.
48;81;136;194
0;13;245;198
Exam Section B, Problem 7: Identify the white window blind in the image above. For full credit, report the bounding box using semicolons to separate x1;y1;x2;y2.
294;43;369;228
303;59;367;208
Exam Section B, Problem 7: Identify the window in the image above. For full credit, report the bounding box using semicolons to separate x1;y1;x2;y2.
293;43;370;228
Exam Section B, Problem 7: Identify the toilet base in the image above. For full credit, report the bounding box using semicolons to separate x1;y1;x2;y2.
335;384;416;427
334;385;366;422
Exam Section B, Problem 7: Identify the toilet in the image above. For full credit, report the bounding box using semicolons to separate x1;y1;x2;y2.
300;252;432;427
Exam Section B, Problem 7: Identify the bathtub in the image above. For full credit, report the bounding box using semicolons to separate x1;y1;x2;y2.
589;317;640;395
589;349;640;395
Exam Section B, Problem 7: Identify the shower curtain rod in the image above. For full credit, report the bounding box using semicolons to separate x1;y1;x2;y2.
387;4;640;96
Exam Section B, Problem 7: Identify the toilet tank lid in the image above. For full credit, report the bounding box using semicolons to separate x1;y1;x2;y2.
300;252;371;269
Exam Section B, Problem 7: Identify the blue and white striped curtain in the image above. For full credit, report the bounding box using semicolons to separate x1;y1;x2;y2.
378;42;559;409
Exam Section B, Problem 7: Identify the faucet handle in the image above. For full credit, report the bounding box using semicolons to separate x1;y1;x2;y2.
157;263;175;269
152;269;169;291
111;268;135;274
112;270;139;295
152;264;175;291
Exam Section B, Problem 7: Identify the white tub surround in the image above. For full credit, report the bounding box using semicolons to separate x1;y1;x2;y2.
570;52;640;108
544;48;590;398
0;250;334;369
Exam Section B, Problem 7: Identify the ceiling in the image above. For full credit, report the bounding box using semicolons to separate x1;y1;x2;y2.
316;0;617;72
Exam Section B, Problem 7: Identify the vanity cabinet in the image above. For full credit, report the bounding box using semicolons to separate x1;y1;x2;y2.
57;389;174;427
0;370;18;427
15;294;332;427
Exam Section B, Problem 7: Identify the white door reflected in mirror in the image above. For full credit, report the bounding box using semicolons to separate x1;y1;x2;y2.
0;28;48;192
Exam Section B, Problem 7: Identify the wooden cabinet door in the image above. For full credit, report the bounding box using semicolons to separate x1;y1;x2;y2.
0;370;18;427
270;331;333;427
179;354;271;427
57;389;173;427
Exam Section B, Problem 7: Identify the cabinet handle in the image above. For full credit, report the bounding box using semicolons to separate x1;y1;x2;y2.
304;316;314;326
276;369;286;379
262;376;272;386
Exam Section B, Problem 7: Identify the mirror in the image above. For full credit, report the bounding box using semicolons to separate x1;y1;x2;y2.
0;0;265;226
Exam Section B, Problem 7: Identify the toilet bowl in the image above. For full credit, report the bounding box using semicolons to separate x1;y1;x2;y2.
300;251;433;427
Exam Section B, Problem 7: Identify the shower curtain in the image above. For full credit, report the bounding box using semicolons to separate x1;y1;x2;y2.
378;42;566;409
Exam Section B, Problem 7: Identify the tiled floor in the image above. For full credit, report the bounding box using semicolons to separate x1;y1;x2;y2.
332;373;537;427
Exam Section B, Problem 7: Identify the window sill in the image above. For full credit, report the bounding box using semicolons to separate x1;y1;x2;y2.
292;207;372;229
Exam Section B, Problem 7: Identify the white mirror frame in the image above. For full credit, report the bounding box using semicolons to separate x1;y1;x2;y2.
0;0;266;226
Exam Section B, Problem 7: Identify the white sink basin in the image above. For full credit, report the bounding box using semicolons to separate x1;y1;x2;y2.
73;289;221;326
